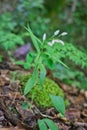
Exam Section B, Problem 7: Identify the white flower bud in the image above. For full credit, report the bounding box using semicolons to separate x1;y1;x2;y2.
61;32;68;36
48;42;53;46
54;30;60;36
43;33;46;41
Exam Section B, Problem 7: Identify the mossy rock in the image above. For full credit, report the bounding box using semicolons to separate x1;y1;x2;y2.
20;75;64;108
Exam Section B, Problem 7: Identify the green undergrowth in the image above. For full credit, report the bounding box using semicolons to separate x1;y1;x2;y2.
19;74;66;108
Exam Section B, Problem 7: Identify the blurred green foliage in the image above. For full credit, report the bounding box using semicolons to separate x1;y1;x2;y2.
0;0;87;89
45;0;66;13
0;13;24;51
58;0;87;48
53;64;87;90
14;0;50;37
53;43;87;68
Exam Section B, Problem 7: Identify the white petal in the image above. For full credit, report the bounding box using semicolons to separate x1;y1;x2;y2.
54;30;60;36
57;39;64;45
52;39;64;45
43;33;46;41
61;32;68;36
52;39;55;44
48;42;53;46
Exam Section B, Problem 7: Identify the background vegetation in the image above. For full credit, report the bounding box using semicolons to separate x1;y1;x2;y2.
0;0;87;90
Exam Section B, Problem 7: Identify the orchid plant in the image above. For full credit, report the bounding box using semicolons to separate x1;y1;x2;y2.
17;26;67;130
23;26;67;95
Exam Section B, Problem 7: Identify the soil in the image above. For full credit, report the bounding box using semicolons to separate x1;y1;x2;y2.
0;61;87;130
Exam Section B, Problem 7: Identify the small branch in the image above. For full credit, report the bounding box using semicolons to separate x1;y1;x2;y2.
74;122;87;127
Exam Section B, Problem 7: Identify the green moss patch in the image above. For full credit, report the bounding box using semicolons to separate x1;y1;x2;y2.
20;75;64;108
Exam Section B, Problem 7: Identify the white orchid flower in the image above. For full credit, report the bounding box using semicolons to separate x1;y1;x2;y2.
48;39;64;46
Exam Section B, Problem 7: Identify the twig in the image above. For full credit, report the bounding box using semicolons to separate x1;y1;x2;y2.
74;122;87;127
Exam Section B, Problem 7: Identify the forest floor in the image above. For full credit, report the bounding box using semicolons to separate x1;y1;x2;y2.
0;61;87;130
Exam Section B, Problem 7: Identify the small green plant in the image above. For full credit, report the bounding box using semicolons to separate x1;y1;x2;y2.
38;96;65;130
50;95;65;117
38;118;59;130
20;26;67;95
17;26;67;130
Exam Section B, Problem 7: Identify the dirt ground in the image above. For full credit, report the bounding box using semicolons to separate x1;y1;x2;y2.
0;62;87;130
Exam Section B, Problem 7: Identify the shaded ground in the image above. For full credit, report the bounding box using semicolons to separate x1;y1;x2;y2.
0;62;87;130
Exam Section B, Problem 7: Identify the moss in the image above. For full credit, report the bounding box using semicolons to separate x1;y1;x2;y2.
20;74;64;108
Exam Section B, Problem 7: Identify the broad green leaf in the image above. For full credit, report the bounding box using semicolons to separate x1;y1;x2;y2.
46;59;54;70
38;119;48;130
24;68;38;95
39;64;46;85
50;95;65;116
24;63;31;69
44;57;54;70
24;53;33;69
26;53;33;63
44;118;59;130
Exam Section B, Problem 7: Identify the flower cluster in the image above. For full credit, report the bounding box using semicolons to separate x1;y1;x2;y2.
43;30;67;46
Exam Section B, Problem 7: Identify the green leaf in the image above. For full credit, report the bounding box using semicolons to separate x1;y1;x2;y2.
24;63;31;69
0;32;24;50
45;58;54;70
24;68;38;95
26;53;33;62
50;95;65;117
58;59;69;69
38;119;48;130
26;25;40;52
44;118;59;130
15;61;25;65
24;53;33;69
0;55;3;62
22;102;29;110
39;64;46;85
